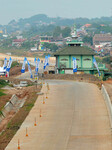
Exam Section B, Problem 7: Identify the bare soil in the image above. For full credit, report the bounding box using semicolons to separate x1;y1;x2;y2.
0;85;41;150
0;94;12;111
0;65;41;150
9;65;34;77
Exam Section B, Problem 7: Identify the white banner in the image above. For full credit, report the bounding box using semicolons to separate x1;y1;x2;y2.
93;57;100;76
21;57;27;73
6;57;12;72
73;57;77;73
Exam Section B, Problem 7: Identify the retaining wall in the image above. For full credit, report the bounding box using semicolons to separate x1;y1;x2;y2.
101;85;112;128
0;94;18;123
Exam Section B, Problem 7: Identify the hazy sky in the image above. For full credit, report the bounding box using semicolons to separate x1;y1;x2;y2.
0;0;112;25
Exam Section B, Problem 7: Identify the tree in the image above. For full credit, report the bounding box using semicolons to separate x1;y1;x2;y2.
43;43;58;52
61;27;71;38
21;41;36;49
53;26;61;37
83;36;93;45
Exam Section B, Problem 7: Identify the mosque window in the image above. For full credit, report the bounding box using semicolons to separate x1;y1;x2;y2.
61;59;68;61
84;58;91;61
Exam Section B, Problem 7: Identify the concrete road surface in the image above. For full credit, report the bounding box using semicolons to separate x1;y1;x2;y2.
5;80;112;150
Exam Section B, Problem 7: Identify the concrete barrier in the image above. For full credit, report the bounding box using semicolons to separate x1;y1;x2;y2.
101;84;112;128
10;94;18;105
2;102;13;117
0;94;26;124
0;94;18;118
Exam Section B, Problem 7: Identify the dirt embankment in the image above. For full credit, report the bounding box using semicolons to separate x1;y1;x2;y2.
0;85;41;150
43;74;102;88
44;74;100;81
0;65;41;150
9;65;34;77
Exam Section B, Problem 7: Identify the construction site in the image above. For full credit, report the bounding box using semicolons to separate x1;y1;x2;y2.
0;52;112;150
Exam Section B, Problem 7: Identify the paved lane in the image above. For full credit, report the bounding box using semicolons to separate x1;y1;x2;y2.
5;80;112;150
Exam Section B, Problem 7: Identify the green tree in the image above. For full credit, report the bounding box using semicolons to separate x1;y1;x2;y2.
102;56;111;64
53;26;61;37
21;41;36;49
61;27;71;38
2;38;13;47
43;43;58;52
83;36;93;45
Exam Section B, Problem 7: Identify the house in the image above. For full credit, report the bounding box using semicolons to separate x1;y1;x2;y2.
54;25;108;76
30;47;38;51
12;39;26;47
93;34;112;47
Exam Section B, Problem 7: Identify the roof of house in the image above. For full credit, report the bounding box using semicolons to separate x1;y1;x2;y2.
54;46;95;56
93;34;112;42
13;39;26;42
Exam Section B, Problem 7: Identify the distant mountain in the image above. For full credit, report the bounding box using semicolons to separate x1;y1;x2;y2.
1;14;112;34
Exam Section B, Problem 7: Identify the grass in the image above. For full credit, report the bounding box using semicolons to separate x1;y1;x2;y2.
0;79;8;97
0;110;3;116
7;122;21;130
0;48;51;58
0;79;8;88
0;48;29;57
25;103;34;111
0;89;6;96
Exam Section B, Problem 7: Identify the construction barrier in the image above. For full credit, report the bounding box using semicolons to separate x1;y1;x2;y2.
101;84;112;128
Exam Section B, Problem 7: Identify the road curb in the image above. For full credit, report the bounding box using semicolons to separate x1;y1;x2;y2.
101;84;112;128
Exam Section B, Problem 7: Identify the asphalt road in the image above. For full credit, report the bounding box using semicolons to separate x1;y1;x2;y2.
5;80;112;150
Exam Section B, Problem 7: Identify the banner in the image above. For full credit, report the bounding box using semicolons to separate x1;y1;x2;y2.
27;61;33;78
43;56;48;70
93;57;100;76
3;58;7;69
46;54;50;66
21;57;27;73
6;57;12;72
73;57;77;73
34;57;37;66
35;58;40;73
43;55;50;69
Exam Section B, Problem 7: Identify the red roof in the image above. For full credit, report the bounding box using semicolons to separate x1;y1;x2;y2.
84;24;91;28
13;39;26;42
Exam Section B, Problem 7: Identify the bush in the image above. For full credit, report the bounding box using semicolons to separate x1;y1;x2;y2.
102;57;111;64
0;79;8;88
11;61;19;68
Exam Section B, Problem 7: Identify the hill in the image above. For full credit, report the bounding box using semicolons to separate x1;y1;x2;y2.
1;14;112;34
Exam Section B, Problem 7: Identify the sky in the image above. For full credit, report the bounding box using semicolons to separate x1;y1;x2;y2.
0;0;112;25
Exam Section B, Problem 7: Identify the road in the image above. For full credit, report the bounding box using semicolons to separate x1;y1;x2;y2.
5;80;112;150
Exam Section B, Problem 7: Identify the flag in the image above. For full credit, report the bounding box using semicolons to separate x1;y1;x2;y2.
27;61;33;78
35;58;40;73
43;56;48;70
3;58;7;69
93;57;100;76
73;57;77;73
43;55;50;69
34;57;37;66
47;54;50;66
6;57;12;72
21;57;27;73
